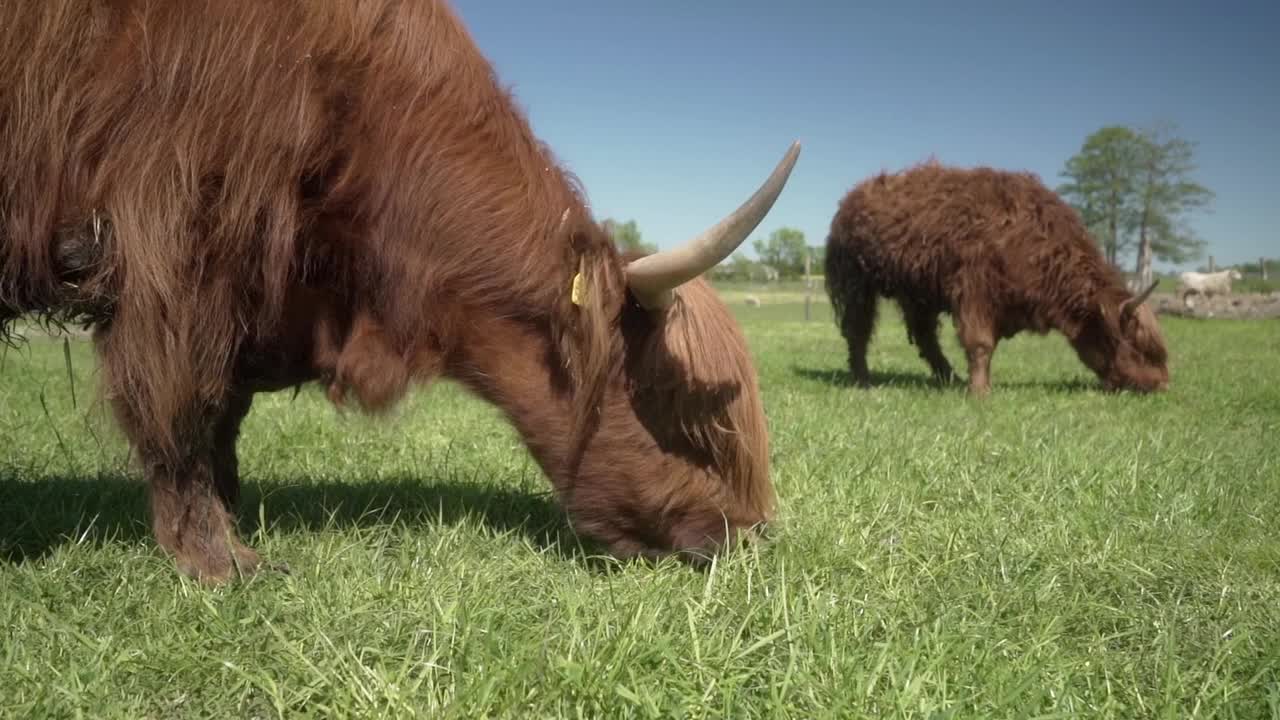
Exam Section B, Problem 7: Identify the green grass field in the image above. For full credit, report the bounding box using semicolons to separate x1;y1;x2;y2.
2;300;1278;718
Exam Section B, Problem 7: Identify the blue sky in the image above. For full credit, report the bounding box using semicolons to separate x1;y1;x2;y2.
454;1;1278;270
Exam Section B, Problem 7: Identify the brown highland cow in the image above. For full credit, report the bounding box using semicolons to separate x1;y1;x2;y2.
824;162;1168;394
0;0;801;583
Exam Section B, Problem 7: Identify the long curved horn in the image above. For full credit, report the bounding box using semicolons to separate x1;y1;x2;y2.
625;141;801;309
1120;280;1159;321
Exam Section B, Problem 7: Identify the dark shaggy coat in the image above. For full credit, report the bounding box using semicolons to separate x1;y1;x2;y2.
1;0;775;582
824;162;1168;394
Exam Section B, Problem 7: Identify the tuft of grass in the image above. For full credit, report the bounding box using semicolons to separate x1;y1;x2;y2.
1;299;1278;718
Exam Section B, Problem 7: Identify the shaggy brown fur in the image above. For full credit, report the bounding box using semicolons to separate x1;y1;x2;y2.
825;162;1169;394
1;0;774;582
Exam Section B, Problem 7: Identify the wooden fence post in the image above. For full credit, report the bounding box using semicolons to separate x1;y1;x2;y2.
803;249;813;322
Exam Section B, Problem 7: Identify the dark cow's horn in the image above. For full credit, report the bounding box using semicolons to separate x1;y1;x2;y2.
625;141;801;310
1120;280;1159;321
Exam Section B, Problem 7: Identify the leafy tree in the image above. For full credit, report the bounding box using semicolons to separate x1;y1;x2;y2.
1057;126;1142;266
711;252;767;283
751;227;807;278
1129;125;1213;287
601;218;656;255
728;252;758;281
1058;124;1213;285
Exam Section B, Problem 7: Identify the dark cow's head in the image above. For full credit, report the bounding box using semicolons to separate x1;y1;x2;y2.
451;144;801;563
1074;281;1169;392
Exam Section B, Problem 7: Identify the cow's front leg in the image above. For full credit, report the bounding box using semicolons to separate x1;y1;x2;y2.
955;304;998;396
99;360;262;584
144;446;261;583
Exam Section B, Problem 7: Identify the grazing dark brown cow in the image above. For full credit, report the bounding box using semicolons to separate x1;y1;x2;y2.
824;162;1168;395
0;0;801;583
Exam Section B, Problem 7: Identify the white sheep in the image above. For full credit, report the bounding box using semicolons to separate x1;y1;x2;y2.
1177;269;1243;303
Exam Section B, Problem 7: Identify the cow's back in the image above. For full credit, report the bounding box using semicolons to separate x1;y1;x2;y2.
1;0;483;326
835;165;1107;299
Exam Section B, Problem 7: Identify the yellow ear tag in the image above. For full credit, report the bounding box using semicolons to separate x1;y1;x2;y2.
571;271;584;306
